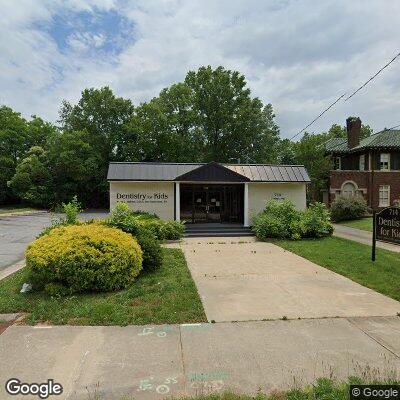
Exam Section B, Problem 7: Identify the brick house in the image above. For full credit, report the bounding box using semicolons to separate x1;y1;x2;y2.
324;117;400;210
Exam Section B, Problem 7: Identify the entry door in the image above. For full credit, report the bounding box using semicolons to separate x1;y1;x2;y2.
193;186;221;222
194;187;207;222
207;188;221;222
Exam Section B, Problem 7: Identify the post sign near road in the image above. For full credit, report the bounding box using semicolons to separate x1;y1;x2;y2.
372;206;400;261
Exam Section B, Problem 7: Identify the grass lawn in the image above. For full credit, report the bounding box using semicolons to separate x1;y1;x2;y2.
338;217;373;232
274;236;400;301
182;378;399;400
0;248;206;325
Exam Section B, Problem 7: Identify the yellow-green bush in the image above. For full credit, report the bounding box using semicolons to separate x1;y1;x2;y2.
26;224;142;293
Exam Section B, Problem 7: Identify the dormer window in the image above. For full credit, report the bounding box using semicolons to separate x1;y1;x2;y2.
334;157;341;170
359;154;365;171
380;153;390;170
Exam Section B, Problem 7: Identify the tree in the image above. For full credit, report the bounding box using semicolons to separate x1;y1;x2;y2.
59;87;135;204
0;106;29;203
9;132;100;207
8;146;52;206
184;66;279;162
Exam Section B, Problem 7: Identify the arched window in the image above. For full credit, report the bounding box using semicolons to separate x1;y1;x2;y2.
341;181;357;198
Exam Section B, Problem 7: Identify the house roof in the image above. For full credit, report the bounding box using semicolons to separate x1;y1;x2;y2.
107;162;311;183
324;129;400;154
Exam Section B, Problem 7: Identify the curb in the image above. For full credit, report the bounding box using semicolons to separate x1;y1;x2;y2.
0;259;25;281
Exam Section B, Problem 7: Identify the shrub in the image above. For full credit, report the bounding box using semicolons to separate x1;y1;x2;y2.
38;196;83;237
62;195;82;225
330;196;370;222
26;224;142;293
252;200;302;240
252;200;333;240
300;202;334;238
162;220;185;240
108;202;185;240
136;232;163;271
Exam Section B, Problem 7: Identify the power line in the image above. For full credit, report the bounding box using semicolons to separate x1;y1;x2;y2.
290;93;346;140
291;51;400;141
345;51;400;101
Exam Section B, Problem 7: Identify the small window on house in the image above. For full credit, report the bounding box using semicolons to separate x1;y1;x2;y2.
359;154;365;171
334;157;341;170
342;182;357;198
379;185;390;207
380;153;390;170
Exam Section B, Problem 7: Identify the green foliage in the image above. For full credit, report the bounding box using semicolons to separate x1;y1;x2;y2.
0;106;57;204
330;196;370;222
162;220;186;240
26;224;143;293
61;195;82;224
136;232;163;271
252;200;333;240
0;249;206;325
108;202;184;240
300;202;334;238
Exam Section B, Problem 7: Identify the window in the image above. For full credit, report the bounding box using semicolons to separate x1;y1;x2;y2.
379;185;390;207
359;154;365;171
380;153;390;170
334;157;341;170
341;182;357;198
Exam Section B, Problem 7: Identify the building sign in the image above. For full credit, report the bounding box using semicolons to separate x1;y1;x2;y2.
375;207;400;243
116;192;169;204
272;192;288;202
372;206;400;260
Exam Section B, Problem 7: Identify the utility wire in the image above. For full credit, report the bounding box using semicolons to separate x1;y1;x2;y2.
291;51;400;141
345;52;400;101
290;93;346;140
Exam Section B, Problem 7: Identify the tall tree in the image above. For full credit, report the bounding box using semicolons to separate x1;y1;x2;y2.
184;66;279;162
59;87;135;203
0;106;56;203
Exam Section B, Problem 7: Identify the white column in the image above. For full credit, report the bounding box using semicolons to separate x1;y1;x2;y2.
244;183;249;227
175;182;180;222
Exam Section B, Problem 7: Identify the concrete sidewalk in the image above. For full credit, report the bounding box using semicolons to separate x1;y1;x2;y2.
333;224;400;252
167;238;400;322
0;317;399;400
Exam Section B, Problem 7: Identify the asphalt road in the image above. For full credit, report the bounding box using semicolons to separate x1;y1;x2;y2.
0;211;109;271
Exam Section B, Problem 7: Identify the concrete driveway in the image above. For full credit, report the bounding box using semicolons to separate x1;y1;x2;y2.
0;211;109;273
169;238;400;322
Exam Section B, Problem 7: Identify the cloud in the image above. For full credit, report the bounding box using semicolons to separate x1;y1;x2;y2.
1;0;400;137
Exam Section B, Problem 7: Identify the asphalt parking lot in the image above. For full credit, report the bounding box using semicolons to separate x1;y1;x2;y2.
0;211;109;271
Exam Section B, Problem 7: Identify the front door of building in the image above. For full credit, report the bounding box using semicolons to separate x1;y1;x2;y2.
180;184;243;223
193;186;221;222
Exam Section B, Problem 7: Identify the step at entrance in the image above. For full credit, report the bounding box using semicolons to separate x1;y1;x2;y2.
184;223;254;237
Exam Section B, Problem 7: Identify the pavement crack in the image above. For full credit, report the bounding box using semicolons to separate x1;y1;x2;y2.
346;318;400;359
178;326;187;395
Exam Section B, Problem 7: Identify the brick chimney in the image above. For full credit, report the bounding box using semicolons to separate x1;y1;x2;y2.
346;117;361;149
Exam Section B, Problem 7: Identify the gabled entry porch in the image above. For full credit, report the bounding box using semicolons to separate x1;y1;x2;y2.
174;161;250;227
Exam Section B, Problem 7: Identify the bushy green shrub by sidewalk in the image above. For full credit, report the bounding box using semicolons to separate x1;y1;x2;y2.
330;196;370;222
136;232;163;271
300;202;334;238
108;202;185;240
26;224;142;293
252;200;301;240
252;200;333;240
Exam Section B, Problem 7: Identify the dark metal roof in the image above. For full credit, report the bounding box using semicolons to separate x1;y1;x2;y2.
107;162;310;183
324;129;400;154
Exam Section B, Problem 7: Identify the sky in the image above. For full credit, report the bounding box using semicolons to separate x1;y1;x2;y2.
1;0;400;139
